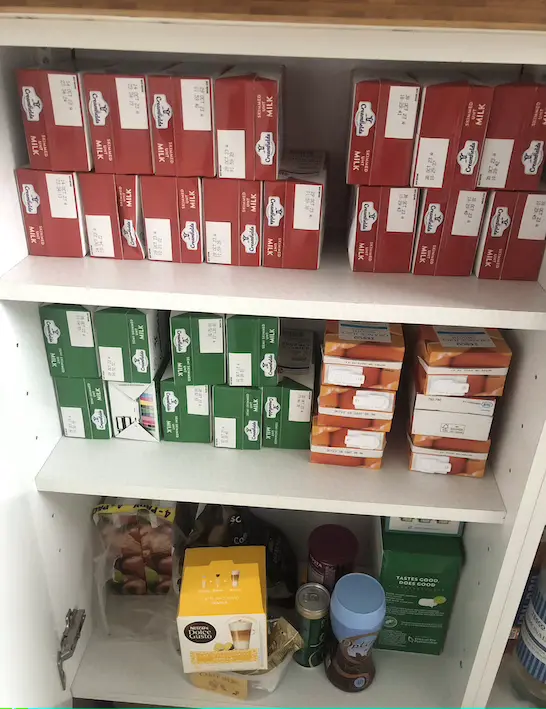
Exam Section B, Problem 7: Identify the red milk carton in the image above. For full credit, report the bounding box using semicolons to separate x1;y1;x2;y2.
16;168;86;257
412;188;451;275
203;178;262;266
214;67;282;181
116;175;146;260
17;68;92;172
452;83;493;190
348;186;419;272
474;191;518;279
263;151;326;270
83;71;153;175
501;192;546;280
347;74;420;186
178;177;204;263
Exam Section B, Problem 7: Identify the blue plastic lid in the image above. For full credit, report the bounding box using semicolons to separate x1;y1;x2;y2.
331;573;386;633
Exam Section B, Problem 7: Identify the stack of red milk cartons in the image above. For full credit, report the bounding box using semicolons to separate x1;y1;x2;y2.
310;321;405;469
408;325;512;478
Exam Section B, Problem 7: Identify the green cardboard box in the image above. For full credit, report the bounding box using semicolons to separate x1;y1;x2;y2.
95;307;168;384
170;312;225;385
384;518;465;537
262;379;312;449
54;378;111;439
160;366;212;443
376;523;463;655
226;315;279;387
40;304;99;379
213;385;262;450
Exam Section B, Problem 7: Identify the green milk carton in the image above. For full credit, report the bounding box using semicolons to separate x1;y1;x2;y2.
375;523;463;655
212;385;262;450
39;304;99;378
170;312;225;385
262;379;313;449
226;315;279;387
95;307;168;383
54;378;111;439
160;366;212;443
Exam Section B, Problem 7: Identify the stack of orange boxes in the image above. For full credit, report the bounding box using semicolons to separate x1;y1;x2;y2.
310;321;405;469
408;325;512;478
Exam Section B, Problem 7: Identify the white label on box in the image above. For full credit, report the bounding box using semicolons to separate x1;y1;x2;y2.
198;318;224;354
214;417;237;448
60;406;86;438
99;346;124;381
145;218;173;261
384;86;420;140
293;184;322;231
45;173;77;219
344;430;382;450
217;129;246;178
428;376;470;396
386;188;418;233
288;390;312;423
338;321;391;343
518;195;546;241
85;214;115;258
452;191;487;237
229;353;252;386
434;326;494;349
311;444;383;459
66;310;94;348
414;138;450;188
181;79;212;132
186;385;210;416
319;406;392;421
206;221;232;264
115;77;148;130
353;391;393;411
48;73;83;127
412;453;451;475
478;139;514;188
325;364;365;387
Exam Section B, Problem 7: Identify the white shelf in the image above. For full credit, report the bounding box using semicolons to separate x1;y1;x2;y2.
72;631;457;708
36;437;506;523
2;254;546;329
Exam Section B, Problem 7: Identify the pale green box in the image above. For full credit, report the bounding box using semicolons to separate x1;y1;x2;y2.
40;304;99;379
54;378;111;439
226;315;279;387
213;385;262;450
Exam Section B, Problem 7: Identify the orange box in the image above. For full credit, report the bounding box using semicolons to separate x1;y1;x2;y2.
409;433;490;478
416;325;512;397
317;384;395;432
310;417;385;468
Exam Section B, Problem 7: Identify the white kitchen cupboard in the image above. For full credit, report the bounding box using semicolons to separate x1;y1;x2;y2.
2;12;546;709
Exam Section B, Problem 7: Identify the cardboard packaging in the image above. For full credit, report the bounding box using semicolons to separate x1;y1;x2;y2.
263;151;326;270
412;188;488;276
322;321;404;392
108;379;161;441
18;68;92;172
16;168;87;257
475;191;546;281
411;390;495;441
409;433;489;478
384;517;464;536
40;304;99;378
54;377;111;439
277;327;316;391
170;312;225;386
213;385;263;450
317;384;395;432
78;173;145;260
177;546;268;673
83;71;153;174
214;67;282;181
416;325;512;397
160;366;212;443
477;83;546;192
95;307;169;384
226;316;279;387
310;417;385;468
347;74;420;186
203;178;262;266
141;176;203;263
262;379;313;449
376;525;463;654
348;186;419;272
148;67;218;177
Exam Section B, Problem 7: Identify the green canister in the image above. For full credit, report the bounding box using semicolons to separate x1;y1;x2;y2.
294;582;330;667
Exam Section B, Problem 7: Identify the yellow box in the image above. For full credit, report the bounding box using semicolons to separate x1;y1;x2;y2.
177;546;268;673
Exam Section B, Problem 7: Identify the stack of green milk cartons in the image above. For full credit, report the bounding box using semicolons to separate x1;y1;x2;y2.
168;312;314;449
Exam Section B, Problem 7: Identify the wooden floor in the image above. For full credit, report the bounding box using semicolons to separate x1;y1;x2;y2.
0;0;546;31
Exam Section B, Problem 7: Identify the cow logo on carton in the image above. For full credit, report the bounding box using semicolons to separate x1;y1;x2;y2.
255;132;276;166
490;206;511;238
358;201;378;232
266;196;284;227
173;328;191;354
354;101;376;137
457;140;480;175
21;184;40;214
260;354;277;378
264;396;281;419
182;221;200;251
132;349;149;373
88;91;110;127
241;225;259;254
244;420;260;441
122;220;138;248
424;203;444;234
152;94;173;129
162;391;179;413
21;86;43;122
522;141;545;175
91;409;108;431
43;319;61;345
